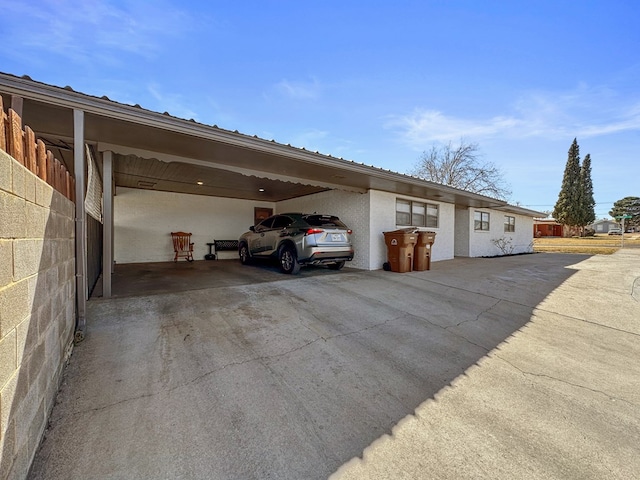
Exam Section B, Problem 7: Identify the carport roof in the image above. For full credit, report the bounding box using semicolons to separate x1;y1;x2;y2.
1;72;543;216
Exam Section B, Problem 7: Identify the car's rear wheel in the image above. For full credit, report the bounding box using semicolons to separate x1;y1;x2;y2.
279;245;300;274
239;243;251;265
328;261;345;270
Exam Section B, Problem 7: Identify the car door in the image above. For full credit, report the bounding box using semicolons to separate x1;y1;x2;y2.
262;215;294;255
249;216;274;255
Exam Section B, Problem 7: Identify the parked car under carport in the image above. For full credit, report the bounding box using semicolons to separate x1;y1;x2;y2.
238;213;354;274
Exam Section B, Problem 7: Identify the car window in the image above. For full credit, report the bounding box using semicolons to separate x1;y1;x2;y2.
255;216;275;231
304;215;347;228
272;215;294;229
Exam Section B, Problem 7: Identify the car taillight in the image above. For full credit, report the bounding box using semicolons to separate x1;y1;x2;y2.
305;228;324;235
347;229;353;235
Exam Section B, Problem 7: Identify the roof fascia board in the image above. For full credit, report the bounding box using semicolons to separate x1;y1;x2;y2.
492;205;547;217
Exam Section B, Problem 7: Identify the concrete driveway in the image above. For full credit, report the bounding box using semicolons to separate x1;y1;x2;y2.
29;251;640;479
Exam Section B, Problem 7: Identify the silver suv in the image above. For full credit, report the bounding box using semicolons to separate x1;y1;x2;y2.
238;213;354;274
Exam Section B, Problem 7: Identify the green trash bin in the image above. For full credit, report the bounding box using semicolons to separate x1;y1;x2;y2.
383;230;418;273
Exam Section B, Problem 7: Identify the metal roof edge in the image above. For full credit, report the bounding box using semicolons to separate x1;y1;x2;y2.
0;72;537;214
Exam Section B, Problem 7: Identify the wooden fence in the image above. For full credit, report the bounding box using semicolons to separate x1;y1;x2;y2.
0;96;75;201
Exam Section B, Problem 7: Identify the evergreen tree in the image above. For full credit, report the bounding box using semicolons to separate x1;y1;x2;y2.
579;153;596;228
553;139;582;229
610;196;640;228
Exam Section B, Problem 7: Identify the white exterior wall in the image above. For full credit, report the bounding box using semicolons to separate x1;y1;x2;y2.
113;187;535;267
454;207;470;256
467;208;535;257
114;187;274;263
276;190;371;270
369;190;455;268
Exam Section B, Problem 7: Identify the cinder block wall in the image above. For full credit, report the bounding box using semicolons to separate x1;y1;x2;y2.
0;150;76;480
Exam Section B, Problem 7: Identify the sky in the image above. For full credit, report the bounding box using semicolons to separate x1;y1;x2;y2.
1;0;638;218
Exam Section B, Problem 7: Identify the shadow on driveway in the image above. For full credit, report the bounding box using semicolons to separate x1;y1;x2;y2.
31;253;638;479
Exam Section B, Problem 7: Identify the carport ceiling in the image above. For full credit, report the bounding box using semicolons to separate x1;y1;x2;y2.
115;154;329;202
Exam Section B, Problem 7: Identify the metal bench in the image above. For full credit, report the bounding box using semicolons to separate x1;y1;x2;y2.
205;240;239;260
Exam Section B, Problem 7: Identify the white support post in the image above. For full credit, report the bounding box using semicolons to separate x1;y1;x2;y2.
74;109;87;342
103;150;113;298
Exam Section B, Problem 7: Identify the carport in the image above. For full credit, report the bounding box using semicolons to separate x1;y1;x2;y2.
0;73;534;337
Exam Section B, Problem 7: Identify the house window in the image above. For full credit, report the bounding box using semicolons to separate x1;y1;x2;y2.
474;211;490;231
396;199;439;227
504;216;515;232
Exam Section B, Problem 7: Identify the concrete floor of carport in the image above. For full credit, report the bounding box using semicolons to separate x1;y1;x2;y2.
30;251;640;480
91;257;350;298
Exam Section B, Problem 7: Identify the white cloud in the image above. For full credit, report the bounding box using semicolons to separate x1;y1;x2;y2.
2;0;192;63
291;128;329;147
275;78;322;100
147;84;200;121
388;84;640;149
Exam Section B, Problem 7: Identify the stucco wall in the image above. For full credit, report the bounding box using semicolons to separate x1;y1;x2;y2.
114;187;275;263
0;150;76;480
276;190;371;270
467;208;534;257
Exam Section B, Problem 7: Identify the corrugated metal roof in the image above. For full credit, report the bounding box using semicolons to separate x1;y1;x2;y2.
0;72;545;216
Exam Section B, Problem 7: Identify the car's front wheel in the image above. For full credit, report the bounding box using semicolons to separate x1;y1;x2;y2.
239;243;251;265
279;245;300;274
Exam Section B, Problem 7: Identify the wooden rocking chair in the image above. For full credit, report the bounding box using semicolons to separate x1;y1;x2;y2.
170;232;194;262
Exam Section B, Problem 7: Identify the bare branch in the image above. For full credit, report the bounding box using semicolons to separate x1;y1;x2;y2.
410;139;511;200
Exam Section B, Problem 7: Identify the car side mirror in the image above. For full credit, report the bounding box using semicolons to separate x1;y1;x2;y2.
250;226;255;232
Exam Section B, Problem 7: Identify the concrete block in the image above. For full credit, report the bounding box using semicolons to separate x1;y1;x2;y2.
39;239;53;272
12;239;44;281
11;161;26;199
0;150;11;193
27;398;46;456
0;279;31;338
26;342;45;388
43;315;60;361
61;196;75;219
35;299;52;340
25;201;46;239
45;266;59;296
24;170;36;204
0;190;27;239
0;240;12;288
15;377;42;449
35;179;53;208
16;314;36;360
0;372;19;436
0;419;16;479
0;329;17;389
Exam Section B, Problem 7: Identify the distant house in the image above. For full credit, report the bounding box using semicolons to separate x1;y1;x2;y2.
533;218;563;237
590;219;619;234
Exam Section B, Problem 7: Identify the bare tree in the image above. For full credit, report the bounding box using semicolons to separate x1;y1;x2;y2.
410;139;512;200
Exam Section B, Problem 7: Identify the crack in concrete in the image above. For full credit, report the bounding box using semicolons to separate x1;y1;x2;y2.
448;298;502;329
496;355;640;408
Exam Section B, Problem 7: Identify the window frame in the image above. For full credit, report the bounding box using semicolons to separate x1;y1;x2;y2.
474;211;490;231
504;215;515;233
396;198;439;228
